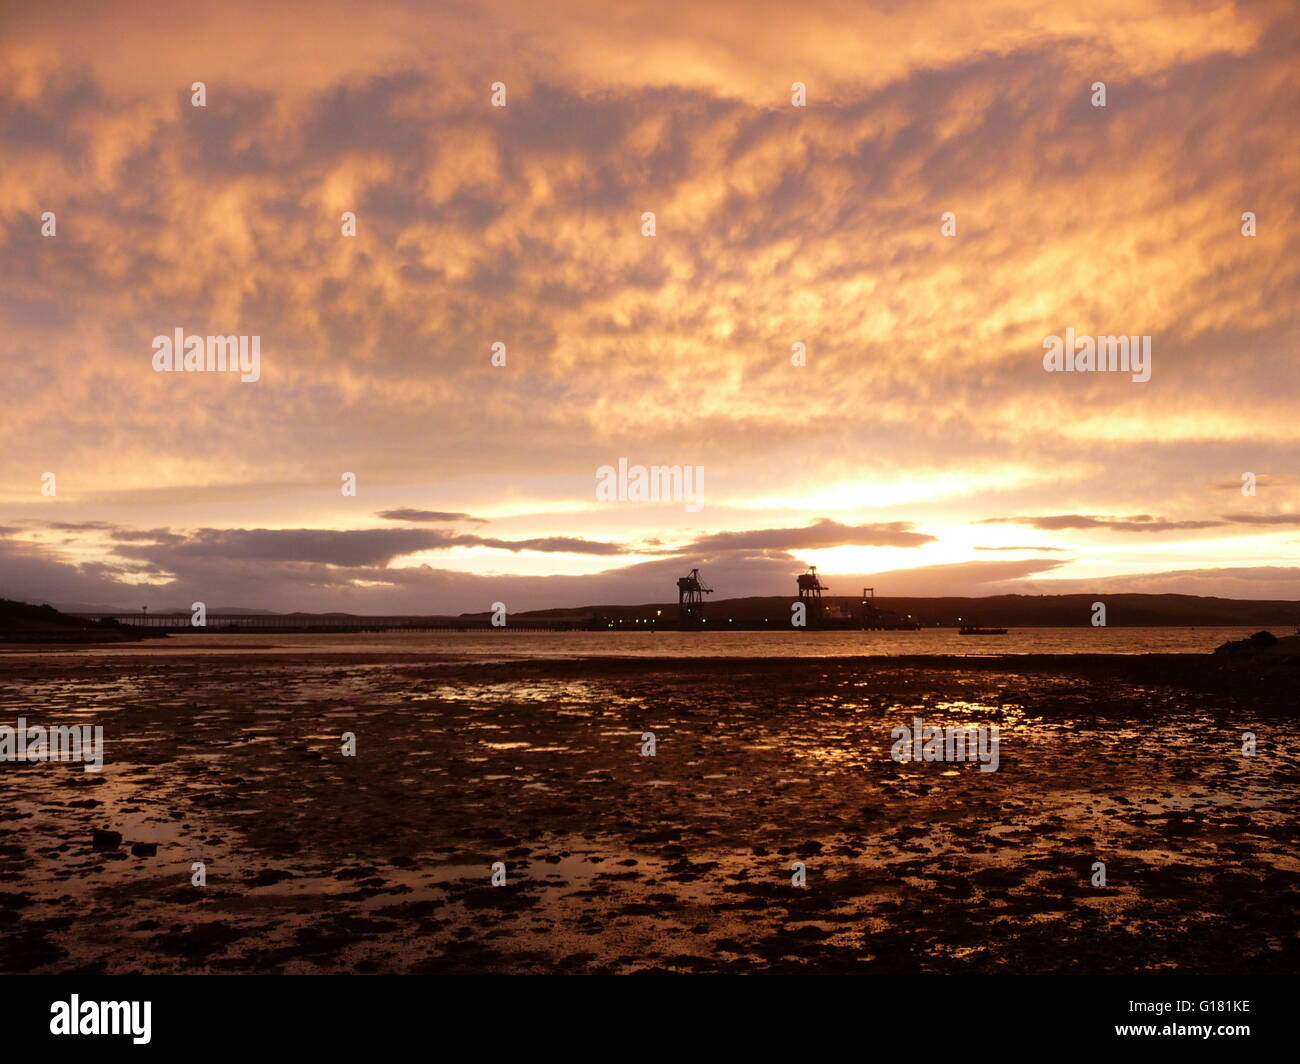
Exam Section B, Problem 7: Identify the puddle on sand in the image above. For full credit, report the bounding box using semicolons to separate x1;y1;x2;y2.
1;655;1297;973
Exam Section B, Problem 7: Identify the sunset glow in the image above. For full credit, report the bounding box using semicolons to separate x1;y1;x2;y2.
3;0;1298;613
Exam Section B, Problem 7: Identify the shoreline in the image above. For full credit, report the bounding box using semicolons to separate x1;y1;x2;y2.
3;639;1296;975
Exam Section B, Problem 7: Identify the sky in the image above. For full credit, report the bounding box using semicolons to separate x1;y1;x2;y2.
2;0;1298;613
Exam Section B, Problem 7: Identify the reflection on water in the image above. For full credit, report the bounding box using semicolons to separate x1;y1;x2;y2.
2;644;1298;975
3;625;1269;660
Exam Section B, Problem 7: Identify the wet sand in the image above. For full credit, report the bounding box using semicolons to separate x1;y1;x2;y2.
2;650;1298;974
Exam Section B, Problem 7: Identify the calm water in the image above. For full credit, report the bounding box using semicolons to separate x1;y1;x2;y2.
19;625;1273;660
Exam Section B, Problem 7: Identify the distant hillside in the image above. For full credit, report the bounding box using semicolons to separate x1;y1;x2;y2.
51;603;280;616
512;592;1300;629
17;592;1300;633
0;599;167;643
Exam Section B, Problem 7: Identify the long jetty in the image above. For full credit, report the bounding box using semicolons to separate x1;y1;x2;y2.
68;613;586;632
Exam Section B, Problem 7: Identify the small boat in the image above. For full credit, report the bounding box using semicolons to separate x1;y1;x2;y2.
959;625;1008;635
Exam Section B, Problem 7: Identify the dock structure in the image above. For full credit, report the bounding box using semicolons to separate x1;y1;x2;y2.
676;568;712;627
797;566;829;625
68;578;926;633
862;586;879;628
860;587;922;630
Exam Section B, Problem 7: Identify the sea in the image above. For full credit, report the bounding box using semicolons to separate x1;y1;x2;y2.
20;625;1277;660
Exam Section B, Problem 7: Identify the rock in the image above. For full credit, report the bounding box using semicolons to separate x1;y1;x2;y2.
91;829;122;851
1215;630;1285;655
131;842;158;857
243;868;293;887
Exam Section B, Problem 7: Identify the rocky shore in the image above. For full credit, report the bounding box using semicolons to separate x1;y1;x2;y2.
1;647;1296;973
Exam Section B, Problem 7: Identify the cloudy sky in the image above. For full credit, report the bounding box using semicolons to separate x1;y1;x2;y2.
2;0;1298;613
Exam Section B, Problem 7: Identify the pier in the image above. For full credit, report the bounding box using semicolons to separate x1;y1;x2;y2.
67;613;586;633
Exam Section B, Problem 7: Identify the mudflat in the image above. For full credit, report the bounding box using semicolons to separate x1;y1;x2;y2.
1;649;1297;974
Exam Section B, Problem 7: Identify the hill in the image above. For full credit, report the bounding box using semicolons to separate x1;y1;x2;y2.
508;592;1300;629
0;599;168;643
